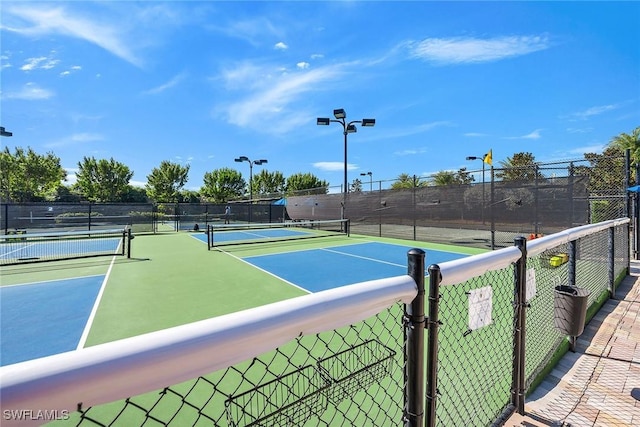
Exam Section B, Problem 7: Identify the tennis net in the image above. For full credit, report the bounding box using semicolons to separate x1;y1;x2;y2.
0;228;132;265
207;219;350;249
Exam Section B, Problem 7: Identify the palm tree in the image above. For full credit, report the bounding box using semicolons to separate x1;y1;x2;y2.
609;127;640;165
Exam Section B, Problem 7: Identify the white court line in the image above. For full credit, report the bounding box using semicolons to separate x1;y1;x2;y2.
216;246;311;294
242;241;375;259
0;242;35;259
0;274;105;289
76;255;118;350
320;247;406;268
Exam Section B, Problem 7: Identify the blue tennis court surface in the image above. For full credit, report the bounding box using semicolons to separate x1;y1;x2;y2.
1;275;104;366
0;237;122;264
243;242;467;293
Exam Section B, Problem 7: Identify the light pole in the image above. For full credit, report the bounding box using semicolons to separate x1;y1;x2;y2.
0;127;12;137
317;109;375;214
235;156;268;222
360;171;373;192
466;154;488;224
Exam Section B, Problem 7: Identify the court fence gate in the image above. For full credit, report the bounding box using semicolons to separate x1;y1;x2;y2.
0;219;630;427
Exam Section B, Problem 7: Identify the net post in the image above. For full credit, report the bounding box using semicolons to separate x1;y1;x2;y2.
346;218;350;237
126;227;132;258
207;225;211;250
404;248;425;427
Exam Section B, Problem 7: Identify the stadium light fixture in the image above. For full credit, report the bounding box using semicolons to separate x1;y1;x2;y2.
234;156;268;208
466;154;488;224
0;127;13;137
360;171;373;191
315;108;377;216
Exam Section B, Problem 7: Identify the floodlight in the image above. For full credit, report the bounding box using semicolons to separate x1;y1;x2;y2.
317;117;330;126
346;124;357;133
333;109;346;119
361;118;375;127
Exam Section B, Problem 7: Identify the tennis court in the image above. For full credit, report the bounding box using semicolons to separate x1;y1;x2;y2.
0;228;481;368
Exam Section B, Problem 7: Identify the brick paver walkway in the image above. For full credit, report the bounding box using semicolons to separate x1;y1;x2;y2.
504;263;640;426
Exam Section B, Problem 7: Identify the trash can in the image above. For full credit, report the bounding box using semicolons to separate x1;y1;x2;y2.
553;285;590;336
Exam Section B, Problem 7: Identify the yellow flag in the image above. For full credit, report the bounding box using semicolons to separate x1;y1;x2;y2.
483;150;492;165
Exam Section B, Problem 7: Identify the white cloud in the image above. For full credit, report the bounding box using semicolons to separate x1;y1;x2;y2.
1;57;11;68
407;35;550;64
219;62;274;90
379;121;453;141
297;62;310;69
569;144;605;155
464;132;489;137
3;82;54;100
274;41;288;50
20;54;60;71
4;5;143;67
45;132;104;148
503;129;542;140
567;104;619;121
394;148;427;156
566;127;593;134
60;65;81;77
310;54;324;60
143;73;186;95
221;64;345;134
313;162;358;172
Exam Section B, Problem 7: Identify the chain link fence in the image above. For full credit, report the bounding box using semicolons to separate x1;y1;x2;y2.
287;156;632;250
71;308;406;427
0;202;289;235
426;218;629;426
2;219;627;427
0;203;156;234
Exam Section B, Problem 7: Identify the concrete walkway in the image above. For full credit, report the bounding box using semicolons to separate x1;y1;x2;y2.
504;263;640;426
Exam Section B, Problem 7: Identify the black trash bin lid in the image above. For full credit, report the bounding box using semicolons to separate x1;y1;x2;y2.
555;285;578;295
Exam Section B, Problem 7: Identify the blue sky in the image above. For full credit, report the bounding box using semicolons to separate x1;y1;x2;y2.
1;1;639;191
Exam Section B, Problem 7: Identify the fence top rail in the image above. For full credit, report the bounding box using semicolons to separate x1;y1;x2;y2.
0;274;417;424
437;217;629;287
526;217;629;258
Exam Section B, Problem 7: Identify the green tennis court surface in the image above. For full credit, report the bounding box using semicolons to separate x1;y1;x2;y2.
0;231;483;365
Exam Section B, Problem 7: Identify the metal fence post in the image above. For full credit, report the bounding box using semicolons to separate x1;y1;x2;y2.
425;264;441;427
608;226;615;299
512;237;527;415
490;166;496;250
405;248;425;427
568;240;577;288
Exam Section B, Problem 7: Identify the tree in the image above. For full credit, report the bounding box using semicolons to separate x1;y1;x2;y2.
609;126;640;165
390;173;427;189
350;179;363;193
146;161;190;202
200;167;245;203
285;173;329;195
433;168;474;186
0;147;67;202
578;146;627;194
251;170;286;197
496;152;544;181
74;156;133;202
180;189;201;203
122;185;149;203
